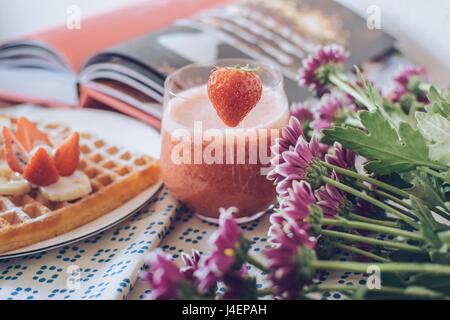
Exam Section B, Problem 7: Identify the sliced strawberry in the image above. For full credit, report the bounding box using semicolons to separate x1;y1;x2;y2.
16;117;52;152
53;132;80;176
2;126;28;173
22;147;59;186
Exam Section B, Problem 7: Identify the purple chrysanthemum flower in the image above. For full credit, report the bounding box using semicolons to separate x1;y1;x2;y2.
312;93;346;131
291;101;314;125
180;249;201;281
267;117;304;186
195;207;245;293
318;142;330;158
275;135;324;191
282;181;317;222
299;44;348;95
317;179;351;218
142;250;185;300
391;66;428;102
325;142;356;170
274;178;294;198
264;221;316;299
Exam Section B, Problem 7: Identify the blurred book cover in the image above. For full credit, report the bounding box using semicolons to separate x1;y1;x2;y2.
0;0;394;127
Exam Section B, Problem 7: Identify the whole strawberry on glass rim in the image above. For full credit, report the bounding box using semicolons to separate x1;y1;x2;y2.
207;64;263;127
1;117;92;201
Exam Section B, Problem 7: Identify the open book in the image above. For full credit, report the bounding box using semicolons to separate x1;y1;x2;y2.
0;0;394;128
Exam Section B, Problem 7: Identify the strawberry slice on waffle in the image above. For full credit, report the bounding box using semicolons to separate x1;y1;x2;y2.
2;117;80;186
16;117;53;152
23;147;59;186
2;126;28;174
54;132;80;177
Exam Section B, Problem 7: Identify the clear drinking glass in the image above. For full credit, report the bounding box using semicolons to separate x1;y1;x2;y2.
161;59;289;223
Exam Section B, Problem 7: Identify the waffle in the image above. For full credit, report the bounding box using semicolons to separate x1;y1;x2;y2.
0;117;160;253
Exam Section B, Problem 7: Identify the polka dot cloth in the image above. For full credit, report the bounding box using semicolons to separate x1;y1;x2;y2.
127;204;367;300
0;188;175;300
0;187;365;300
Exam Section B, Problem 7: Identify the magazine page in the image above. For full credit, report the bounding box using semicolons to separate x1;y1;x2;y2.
81;0;395;110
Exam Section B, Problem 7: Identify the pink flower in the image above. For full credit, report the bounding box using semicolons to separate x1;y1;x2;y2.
267;117;304;186
391;66;428;102
312;93;346;131
317;181;350;218
325;142;356;170
275;135;323;192
180;249;201;281
264;221;316;299
142;250;185;300
195;208;245;293
291;101;314;125
282;181;317;222
299;45;348;95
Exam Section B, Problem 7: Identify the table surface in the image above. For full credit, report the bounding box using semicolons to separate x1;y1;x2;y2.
0;52;405;299
0;185;364;300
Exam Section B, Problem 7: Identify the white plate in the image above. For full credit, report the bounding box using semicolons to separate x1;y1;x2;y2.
0;105;162;259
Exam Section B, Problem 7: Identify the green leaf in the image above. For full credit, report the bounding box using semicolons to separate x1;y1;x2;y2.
323;111;443;175
428;86;442;103
416;112;450;166
410;196;442;248
403;170;447;210
407;273;450;294
426;85;450;119
429;248;450;264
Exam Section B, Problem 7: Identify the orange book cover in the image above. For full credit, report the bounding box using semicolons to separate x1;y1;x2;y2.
29;0;232;72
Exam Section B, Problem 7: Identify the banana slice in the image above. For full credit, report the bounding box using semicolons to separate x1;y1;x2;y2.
0;116;11;129
0;117;11;144
0;165;31;196
40;171;92;202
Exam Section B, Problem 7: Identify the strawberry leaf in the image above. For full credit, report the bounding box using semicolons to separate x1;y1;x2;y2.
323;111;445;175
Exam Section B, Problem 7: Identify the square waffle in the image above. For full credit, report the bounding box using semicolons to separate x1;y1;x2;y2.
0;116;160;253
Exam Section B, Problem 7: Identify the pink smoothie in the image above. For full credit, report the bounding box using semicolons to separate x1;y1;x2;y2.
161;85;289;219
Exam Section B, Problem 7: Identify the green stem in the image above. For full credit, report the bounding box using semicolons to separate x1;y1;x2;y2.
355;181;413;210
256;288;276;297
247;254;269;273
305;284;449;299
323;218;424;242
305;285;357;293
329;73;376;111
321;176;419;229
418;166;450;183
311;260;450;275
321;229;423;253
333;242;390;263
320;161;410;199
348;212;400;228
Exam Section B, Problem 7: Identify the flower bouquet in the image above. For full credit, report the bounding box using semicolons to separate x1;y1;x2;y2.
143;45;450;300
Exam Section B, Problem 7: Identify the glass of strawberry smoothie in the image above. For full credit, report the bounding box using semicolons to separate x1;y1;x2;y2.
161;59;289;223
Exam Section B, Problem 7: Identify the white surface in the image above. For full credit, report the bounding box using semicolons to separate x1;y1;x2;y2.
336;0;450;86
0;106;162;258
0;68;78;106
